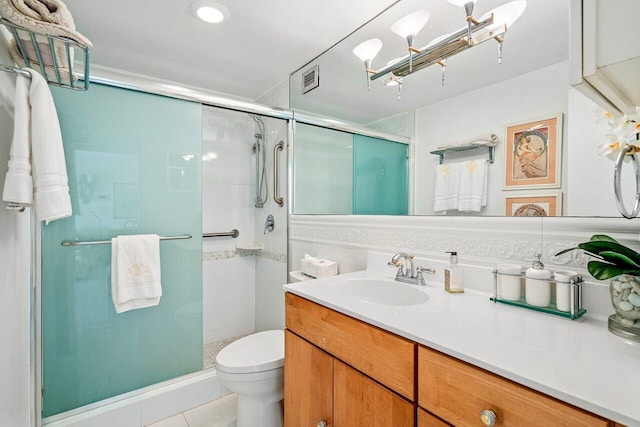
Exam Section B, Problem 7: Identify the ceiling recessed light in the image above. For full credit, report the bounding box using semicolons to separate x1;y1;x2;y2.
190;1;229;24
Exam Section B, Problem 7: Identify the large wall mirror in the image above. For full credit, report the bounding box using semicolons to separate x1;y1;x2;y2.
289;0;638;218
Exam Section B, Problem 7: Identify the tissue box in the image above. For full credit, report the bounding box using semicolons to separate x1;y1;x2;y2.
301;257;338;278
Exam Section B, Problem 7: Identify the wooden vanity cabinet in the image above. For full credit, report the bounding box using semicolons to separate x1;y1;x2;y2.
285;292;619;427
285;293;415;427
418;346;614;427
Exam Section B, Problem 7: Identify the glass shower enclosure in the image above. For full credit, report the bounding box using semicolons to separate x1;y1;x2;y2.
41;84;203;416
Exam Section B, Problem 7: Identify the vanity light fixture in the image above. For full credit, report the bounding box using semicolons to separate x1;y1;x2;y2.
190;1;230;24
352;0;526;91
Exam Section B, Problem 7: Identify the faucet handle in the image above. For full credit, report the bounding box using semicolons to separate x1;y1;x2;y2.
417;266;436;275
387;261;404;278
415;266;435;286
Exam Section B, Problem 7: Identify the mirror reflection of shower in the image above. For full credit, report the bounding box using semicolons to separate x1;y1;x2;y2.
251;114;268;207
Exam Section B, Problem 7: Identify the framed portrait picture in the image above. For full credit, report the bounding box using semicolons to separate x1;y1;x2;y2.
504;114;562;189
504;191;562;217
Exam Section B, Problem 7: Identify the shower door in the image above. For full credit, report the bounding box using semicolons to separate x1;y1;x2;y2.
41;84;203;417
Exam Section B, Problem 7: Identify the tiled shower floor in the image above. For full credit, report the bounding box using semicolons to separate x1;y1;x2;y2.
203;335;248;369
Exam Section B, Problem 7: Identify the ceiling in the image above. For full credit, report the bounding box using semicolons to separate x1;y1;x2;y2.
62;0;400;101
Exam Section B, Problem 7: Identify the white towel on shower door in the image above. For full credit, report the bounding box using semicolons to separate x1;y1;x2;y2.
111;234;162;314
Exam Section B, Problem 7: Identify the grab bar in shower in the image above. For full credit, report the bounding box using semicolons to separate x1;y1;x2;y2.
203;229;239;238
273;141;284;207
61;234;192;246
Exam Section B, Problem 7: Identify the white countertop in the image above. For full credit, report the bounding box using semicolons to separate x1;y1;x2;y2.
284;269;640;426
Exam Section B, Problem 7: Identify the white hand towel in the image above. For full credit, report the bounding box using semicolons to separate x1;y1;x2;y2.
2;68;72;223
458;159;488;212
111;234;162;314
433;162;460;213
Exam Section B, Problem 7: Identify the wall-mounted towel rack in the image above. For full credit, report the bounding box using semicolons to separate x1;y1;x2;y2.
0;18;90;90
61;234;192;247
430;144;495;165
203;229;239;239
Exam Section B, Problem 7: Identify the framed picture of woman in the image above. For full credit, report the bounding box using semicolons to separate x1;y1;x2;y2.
504;114;562;189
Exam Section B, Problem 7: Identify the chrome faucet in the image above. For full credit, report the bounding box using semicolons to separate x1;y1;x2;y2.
388;252;436;286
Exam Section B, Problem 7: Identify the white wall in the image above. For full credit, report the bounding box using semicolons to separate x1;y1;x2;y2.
0;43;33;426
415;61;570;216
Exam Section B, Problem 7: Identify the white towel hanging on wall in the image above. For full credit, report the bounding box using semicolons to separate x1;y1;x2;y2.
2;68;72;223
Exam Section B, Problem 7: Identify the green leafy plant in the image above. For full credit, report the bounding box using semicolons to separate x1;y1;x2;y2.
556;234;640;280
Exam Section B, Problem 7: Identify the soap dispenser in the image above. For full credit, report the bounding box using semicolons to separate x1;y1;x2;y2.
444;251;464;293
525;253;551;307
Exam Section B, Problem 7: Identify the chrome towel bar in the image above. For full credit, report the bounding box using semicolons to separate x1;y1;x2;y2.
61;234;192;246
203;229;239;238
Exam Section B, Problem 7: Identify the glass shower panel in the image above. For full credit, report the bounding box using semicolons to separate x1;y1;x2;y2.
353;135;408;215
42;84;203;417
293;123;352;214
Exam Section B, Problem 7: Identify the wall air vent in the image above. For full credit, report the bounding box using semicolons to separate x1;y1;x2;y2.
301;64;319;94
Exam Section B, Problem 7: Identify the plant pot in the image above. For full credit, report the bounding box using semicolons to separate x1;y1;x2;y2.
609;274;640;342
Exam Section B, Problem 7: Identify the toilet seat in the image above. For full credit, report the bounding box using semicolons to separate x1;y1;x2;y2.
215;330;284;374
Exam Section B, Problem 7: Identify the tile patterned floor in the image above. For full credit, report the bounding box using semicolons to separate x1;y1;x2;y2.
203;335;248;369
146;393;237;427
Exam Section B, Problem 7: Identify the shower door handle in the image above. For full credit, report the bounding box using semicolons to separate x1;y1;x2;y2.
273;141;284;207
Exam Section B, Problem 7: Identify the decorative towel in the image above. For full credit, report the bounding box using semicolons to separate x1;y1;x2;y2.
457;159;489;212
2;68;72;223
437;133;499;149
433;162;461;213
111;234;162;314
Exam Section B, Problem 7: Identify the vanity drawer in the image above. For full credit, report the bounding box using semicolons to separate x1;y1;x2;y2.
285;292;415;400
418;346;612;427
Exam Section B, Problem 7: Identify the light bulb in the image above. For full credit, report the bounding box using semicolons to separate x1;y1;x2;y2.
482;0;527;32
352;38;383;62
190;1;229;24
390;10;430;38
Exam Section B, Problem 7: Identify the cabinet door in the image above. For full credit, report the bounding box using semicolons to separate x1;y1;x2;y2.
334;360;414;427
284;330;333;427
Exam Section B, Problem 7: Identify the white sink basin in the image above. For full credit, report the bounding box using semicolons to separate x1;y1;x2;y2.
333;278;429;306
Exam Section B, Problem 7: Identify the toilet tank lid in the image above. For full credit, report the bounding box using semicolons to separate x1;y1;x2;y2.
215;330;284;374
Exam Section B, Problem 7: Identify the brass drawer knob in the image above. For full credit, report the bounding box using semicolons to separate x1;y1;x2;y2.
480;409;497;426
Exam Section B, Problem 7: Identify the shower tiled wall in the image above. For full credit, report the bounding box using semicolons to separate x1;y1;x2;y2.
202;106;257;344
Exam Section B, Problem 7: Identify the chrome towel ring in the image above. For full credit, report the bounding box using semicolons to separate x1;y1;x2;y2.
614;144;640;219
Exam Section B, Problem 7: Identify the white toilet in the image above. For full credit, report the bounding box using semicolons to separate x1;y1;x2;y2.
215;330;284;427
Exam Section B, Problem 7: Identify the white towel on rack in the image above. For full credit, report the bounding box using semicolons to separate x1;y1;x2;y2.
433;162;460;213
111;234;162;314
457;159;489;212
2;68;72;223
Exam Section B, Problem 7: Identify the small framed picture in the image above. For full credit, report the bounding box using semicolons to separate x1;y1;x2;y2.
504;114;563;189
504;191;562;217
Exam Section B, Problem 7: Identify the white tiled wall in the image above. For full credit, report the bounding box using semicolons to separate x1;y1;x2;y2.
202;106;257;344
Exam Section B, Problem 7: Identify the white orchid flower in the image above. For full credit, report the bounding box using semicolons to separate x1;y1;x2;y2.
596;134;624;160
620;120;640;139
